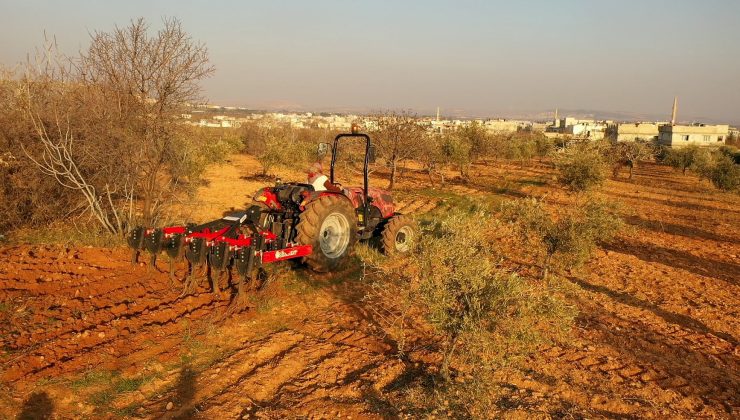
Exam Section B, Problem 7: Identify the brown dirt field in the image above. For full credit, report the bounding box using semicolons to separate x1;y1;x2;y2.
1;155;738;419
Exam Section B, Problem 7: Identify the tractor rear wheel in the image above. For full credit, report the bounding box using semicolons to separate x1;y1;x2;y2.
380;215;418;256
296;195;358;272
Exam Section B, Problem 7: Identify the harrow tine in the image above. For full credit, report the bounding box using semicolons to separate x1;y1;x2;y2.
168;257;176;284
211;268;222;297
233;243;256;305
181;261;203;296
164;233;185;285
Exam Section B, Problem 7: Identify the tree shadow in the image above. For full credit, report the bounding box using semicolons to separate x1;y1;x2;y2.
465;180;532;199
568;276;737;346
616;177;707;195
580;303;740;413
605;191;739;215
16;391;53;420
624;215;740;244
603;241;739;287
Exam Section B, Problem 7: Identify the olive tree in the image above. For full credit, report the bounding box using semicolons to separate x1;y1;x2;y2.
360;209;577;415
707;155;740;191
502;196;623;279
442;131;473;179
555;142;609;192
665;145;701;175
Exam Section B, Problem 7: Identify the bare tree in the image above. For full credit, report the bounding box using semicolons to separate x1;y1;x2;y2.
19;18;214;234
608;140;655;179
370;111;426;190
80;17;214;224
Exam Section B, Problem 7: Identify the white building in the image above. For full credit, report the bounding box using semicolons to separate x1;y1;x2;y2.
550;118;606;140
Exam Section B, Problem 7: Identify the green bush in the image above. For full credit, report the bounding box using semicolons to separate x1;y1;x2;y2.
707;155;740;192
502;196;624;279
718;145;740;164
555;143;609;191
360;210;576;415
665;145;701;175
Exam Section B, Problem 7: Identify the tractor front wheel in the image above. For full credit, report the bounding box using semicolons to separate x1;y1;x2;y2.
296;195;358;272
380;215;418;256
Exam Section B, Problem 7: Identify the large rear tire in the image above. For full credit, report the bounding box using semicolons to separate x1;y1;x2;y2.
380;215;418;256
296;195;358;272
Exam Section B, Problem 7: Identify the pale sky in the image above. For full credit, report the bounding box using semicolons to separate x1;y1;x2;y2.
1;0;739;122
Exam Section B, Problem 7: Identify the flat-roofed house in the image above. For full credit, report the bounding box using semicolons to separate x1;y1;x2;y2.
607;123;660;142
658;124;729;147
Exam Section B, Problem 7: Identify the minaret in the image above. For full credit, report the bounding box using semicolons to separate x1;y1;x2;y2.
671;96;678;125
436;106;440;121
554;107;559;128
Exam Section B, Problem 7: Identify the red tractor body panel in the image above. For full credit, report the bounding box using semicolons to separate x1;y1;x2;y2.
342;186;395;218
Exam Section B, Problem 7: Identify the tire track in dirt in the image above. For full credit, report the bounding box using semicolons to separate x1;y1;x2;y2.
395;196;441;216
144;301;406;419
0;246;237;386
548;294;740;415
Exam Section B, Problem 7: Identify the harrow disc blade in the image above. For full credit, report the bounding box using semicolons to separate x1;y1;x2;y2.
185;237;208;267
208;241;231;272
164;233;185;260
235;245;255;278
144;228;164;255
127;227;145;250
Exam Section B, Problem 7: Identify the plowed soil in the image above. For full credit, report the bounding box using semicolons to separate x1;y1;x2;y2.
1;155;738;419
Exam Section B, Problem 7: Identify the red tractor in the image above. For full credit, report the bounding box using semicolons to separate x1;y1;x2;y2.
128;128;417;299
